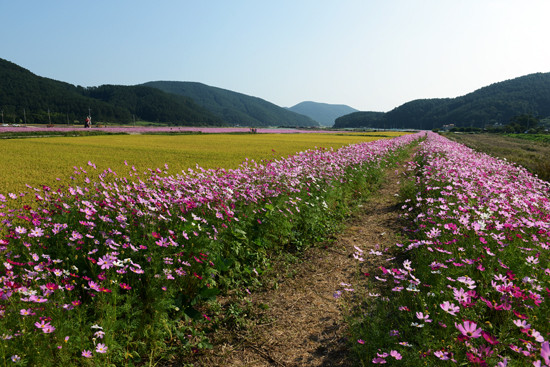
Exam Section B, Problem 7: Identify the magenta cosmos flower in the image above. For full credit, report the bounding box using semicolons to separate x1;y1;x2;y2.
455;321;482;339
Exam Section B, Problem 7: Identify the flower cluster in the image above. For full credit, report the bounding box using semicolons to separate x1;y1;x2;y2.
347;132;550;366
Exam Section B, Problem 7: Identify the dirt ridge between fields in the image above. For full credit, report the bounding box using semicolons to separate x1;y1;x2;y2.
185;163;407;367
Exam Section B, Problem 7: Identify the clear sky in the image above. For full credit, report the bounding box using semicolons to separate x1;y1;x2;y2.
1;0;549;112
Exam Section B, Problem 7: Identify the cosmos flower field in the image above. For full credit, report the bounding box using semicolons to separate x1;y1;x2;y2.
345;132;550;366
0;131;419;365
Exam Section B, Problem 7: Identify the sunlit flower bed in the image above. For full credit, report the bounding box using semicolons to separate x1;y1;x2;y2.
346;132;550;366
0;133;420;365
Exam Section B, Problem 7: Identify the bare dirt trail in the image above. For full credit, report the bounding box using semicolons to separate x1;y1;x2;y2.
191;163;406;367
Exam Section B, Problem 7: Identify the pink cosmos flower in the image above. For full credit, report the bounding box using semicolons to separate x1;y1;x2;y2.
20;308;34;316
34;320;49;329
82;350;92;358
372;357;386;364
440;301;460;316
455;320;482;339
514;319;530;328
95;343;108;353
481;331;499;345
541;342;550;365
416;312;432;322
43;325;56;333
390;350;402;360
14;226;26;235
29;227;44;237
97;255;114;269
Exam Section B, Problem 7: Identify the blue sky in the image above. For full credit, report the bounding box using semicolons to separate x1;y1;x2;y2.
1;0;549;111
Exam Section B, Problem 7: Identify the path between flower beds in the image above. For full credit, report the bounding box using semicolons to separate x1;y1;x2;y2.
188;163;407;366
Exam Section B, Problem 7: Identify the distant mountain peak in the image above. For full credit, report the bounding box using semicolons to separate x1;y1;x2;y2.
286;101;358;126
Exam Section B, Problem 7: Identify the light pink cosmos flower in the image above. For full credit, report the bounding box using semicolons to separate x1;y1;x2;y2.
97;255;114;269
514;319;530;328
416;312;432;323
390;350;402;360
455;321;482;339
20;308;33;316
440;301;460;316
541;342;550;365
29;227;44;237
15;226;26;235
96;343;108;353
82;350;92;358
94;331;105;339
42;325;56;333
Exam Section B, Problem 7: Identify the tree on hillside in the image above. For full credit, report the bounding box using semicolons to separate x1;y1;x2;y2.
509;113;540;130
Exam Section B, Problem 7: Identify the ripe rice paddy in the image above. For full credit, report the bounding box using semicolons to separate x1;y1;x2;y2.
0;132;409;194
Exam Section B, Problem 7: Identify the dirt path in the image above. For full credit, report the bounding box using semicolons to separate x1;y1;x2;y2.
191;163;405;367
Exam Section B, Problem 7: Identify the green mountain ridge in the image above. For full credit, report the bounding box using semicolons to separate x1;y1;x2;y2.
335;72;550;130
0;58;224;126
285;101;358;126
140;81;320;127
0;57;319;127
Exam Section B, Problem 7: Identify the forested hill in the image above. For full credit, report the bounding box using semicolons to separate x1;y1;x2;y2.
286;101;358;126
334;111;386;129
0;58;224;125
334;72;550;130
140;81;320;127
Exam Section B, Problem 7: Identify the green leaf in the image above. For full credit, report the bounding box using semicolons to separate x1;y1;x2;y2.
184;307;202;320
214;255;234;272
199;287;220;301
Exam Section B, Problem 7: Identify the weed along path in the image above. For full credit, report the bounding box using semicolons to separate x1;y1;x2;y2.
192;161;407;366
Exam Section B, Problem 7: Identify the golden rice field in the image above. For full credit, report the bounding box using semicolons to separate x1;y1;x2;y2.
0;132;409;195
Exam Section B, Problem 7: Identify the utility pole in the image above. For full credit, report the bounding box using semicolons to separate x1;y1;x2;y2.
23;109;26;127
48;109;51;126
1;110;3;124
133;114;135;128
